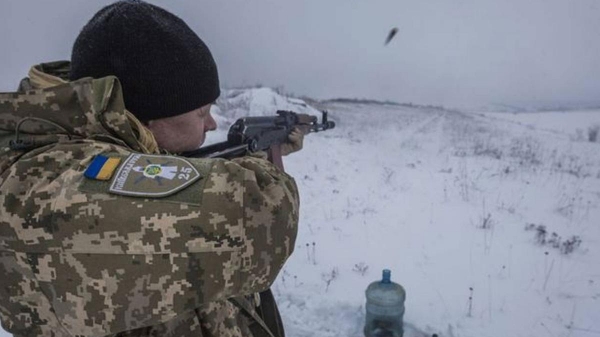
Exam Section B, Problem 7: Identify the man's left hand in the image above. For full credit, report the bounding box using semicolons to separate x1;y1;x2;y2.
281;127;306;156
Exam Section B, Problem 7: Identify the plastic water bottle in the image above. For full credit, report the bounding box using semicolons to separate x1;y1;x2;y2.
364;269;406;337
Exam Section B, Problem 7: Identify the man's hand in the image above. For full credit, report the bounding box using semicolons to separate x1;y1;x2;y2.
281;127;306;156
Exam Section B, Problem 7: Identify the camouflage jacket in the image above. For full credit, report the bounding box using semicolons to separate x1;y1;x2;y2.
0;63;299;337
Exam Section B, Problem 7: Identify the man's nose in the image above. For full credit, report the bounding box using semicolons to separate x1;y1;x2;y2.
205;113;217;131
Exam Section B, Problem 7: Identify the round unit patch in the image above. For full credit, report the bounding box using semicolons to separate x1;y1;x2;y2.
108;153;201;197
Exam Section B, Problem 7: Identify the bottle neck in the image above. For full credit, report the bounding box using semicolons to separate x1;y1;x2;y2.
381;269;391;284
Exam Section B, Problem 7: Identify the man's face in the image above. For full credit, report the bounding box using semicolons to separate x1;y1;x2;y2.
146;103;217;153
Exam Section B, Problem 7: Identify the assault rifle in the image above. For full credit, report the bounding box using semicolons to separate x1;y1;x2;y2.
181;110;335;170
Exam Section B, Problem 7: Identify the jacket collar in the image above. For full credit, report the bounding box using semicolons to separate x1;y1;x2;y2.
0;61;146;152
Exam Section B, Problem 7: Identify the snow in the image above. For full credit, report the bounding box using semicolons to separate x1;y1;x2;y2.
479;110;600;143
216;91;600;337
2;89;600;337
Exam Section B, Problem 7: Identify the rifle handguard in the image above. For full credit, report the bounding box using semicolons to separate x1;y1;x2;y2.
181;110;335;159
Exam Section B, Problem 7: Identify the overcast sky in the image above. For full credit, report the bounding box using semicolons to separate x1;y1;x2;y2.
2;0;599;109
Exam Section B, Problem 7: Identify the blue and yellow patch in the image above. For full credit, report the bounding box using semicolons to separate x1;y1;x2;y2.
84;155;122;181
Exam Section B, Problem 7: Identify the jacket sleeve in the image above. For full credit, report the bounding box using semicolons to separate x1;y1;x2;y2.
0;146;299;336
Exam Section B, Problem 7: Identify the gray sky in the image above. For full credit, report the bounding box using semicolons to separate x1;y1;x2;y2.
2;0;599;109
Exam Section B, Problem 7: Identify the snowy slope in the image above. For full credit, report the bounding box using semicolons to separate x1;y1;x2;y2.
2;89;599;337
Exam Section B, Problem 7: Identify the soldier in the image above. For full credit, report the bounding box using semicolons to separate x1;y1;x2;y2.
0;1;302;336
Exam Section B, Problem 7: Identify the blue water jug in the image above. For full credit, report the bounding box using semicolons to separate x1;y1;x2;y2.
364;269;406;337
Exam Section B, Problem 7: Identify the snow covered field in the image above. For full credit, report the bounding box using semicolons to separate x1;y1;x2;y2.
214;89;600;337
2;89;599;337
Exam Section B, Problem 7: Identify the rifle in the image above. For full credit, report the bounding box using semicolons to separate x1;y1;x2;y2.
181;110;335;170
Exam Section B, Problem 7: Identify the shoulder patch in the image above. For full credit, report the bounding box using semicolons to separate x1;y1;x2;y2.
108;153;201;198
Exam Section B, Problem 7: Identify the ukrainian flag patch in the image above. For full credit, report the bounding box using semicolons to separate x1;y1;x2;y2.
84;155;122;181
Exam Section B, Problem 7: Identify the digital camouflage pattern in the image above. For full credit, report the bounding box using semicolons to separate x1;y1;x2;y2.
0;66;299;337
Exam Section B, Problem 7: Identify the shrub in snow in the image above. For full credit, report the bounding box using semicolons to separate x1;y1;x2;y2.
524;224;582;255
509;137;542;166
588;124;599;142
352;262;369;276
321;267;339;292
561;236;582;255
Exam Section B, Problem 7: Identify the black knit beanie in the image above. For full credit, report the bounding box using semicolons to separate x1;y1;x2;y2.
70;0;220;122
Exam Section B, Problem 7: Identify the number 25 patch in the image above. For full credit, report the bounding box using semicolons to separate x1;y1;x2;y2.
108;153;201;197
